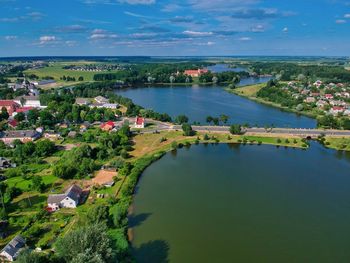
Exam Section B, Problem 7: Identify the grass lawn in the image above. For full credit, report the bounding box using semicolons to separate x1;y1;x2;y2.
230;83;265;97
24;62;120;83
324;137;350;151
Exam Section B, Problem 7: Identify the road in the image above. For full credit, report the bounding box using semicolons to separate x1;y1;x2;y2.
141;119;350;138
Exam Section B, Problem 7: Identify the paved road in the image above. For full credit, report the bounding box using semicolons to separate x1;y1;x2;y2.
144;120;350;137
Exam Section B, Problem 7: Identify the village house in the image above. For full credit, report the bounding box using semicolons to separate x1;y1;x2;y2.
316;100;328;108
313;80;323;87
14;96;42;108
329;100;347;107
44;131;61;141
184;69;209;77
101;121;115;131
324;94;334;100
7;119;18;129
92;102;119;109
0;235;26;262
304;97;316;103
13;106;34;117
0;130;41;144
80;121;91;132
75;98;91;106
94;96;109;104
134;116;145;129
329;106;345;115
0;157;14;170
0;100;20;115
47;184;83;211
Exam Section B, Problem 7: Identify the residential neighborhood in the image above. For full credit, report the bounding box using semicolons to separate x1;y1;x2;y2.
285;80;350;116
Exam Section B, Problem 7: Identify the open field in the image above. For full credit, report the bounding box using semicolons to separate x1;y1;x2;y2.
24;62;120;84
231;83;265;96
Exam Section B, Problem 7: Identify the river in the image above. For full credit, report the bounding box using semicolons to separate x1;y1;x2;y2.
116;79;316;128
130;143;350;263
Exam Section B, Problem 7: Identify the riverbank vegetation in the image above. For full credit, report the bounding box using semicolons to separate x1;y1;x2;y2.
229;80;350;130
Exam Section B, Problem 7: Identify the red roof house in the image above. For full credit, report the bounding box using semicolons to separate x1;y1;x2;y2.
100;121;115;131
134;117;145;128
0;100;20;115
325;94;334;100
16;107;34;113
8;119;18;128
184;69;209;77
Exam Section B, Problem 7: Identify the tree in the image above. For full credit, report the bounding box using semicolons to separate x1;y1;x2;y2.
212;117;219;126
219;114;229;125
182;123;195;136
87;205;109;225
14;112;25;122
55;223;114;263
20;97;26;107
16;249;48;263
78;76;84;81
35;140;56;157
206;116;213;125
27;109;39;124
175;115;189;124
229;124;242;135
0;107;9;121
31;176;45;192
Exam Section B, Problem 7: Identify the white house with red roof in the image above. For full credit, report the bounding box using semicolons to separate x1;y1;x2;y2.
100;121;115;131
324;94;334;100
329;106;345;115
134;116;145;128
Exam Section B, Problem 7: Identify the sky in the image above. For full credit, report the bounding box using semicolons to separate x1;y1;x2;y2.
0;0;350;57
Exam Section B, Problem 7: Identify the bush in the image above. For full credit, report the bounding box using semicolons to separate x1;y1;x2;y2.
171;141;178;149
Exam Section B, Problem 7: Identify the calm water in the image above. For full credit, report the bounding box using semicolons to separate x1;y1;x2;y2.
130;143;350;263
206;63;247;73
116;80;316;128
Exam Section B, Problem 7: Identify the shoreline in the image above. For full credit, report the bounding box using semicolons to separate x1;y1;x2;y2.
225;85;318;119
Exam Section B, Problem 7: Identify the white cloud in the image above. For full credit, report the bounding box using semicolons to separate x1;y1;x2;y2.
39;36;56;44
89;29;118;40
92;29;107;34
189;0;258;12
238;37;252;41
118;0;155;5
282;27;288;33
4;35;17;40
65;40;78;46
183;30;213;37
335;19;346;24
161;3;181;12
344;14;350;18
251;24;265;32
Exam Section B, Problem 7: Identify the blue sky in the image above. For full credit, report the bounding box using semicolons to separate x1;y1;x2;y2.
0;0;350;56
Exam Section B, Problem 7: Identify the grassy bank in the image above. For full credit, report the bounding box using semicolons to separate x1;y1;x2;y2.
323;137;350;151
226;84;317;119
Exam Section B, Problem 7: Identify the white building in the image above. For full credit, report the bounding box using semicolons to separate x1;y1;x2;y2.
0;235;26;262
14;96;42;108
47;185;82;211
94;96;109;104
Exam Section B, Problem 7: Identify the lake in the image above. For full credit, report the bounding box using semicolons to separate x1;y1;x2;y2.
130;143;350;263
116;80;316;128
206;63;247;73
